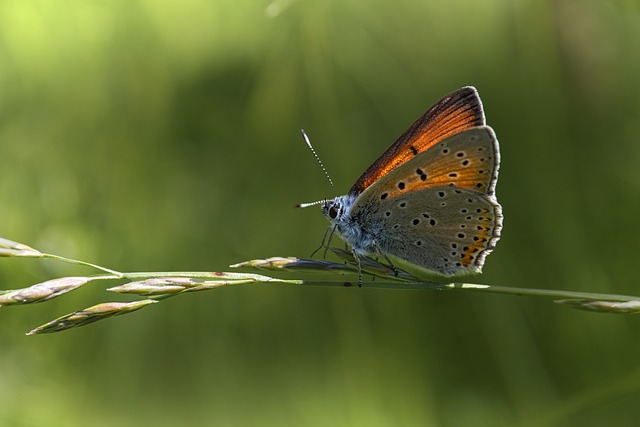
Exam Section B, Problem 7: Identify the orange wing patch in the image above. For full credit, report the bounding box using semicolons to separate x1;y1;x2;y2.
350;87;485;194
460;216;495;268
371;127;498;201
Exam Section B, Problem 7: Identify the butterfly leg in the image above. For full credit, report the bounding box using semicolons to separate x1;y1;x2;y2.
349;248;363;287
375;243;399;277
325;225;339;256
310;226;335;258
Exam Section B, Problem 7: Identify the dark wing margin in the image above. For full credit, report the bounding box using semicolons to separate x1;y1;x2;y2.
349;86;485;195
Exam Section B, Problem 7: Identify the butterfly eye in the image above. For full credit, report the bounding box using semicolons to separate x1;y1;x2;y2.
329;205;339;219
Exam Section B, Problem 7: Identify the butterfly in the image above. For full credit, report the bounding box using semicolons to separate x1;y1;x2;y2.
302;87;502;279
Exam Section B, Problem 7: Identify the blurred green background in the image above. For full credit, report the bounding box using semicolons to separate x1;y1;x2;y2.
2;0;640;426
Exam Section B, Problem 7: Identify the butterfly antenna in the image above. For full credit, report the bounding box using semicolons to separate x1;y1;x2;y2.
300;129;336;195
296;199;324;208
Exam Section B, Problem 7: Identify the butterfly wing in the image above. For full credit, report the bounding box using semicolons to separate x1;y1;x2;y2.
349;126;502;275
349;86;485;195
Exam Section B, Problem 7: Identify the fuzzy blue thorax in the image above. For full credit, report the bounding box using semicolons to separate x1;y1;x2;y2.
321;193;379;256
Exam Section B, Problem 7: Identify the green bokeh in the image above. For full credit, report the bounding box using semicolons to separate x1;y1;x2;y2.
2;0;640;426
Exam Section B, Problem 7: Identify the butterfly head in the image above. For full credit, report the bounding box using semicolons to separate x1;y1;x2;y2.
321;194;357;226
297;196;347;223
321;198;343;224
